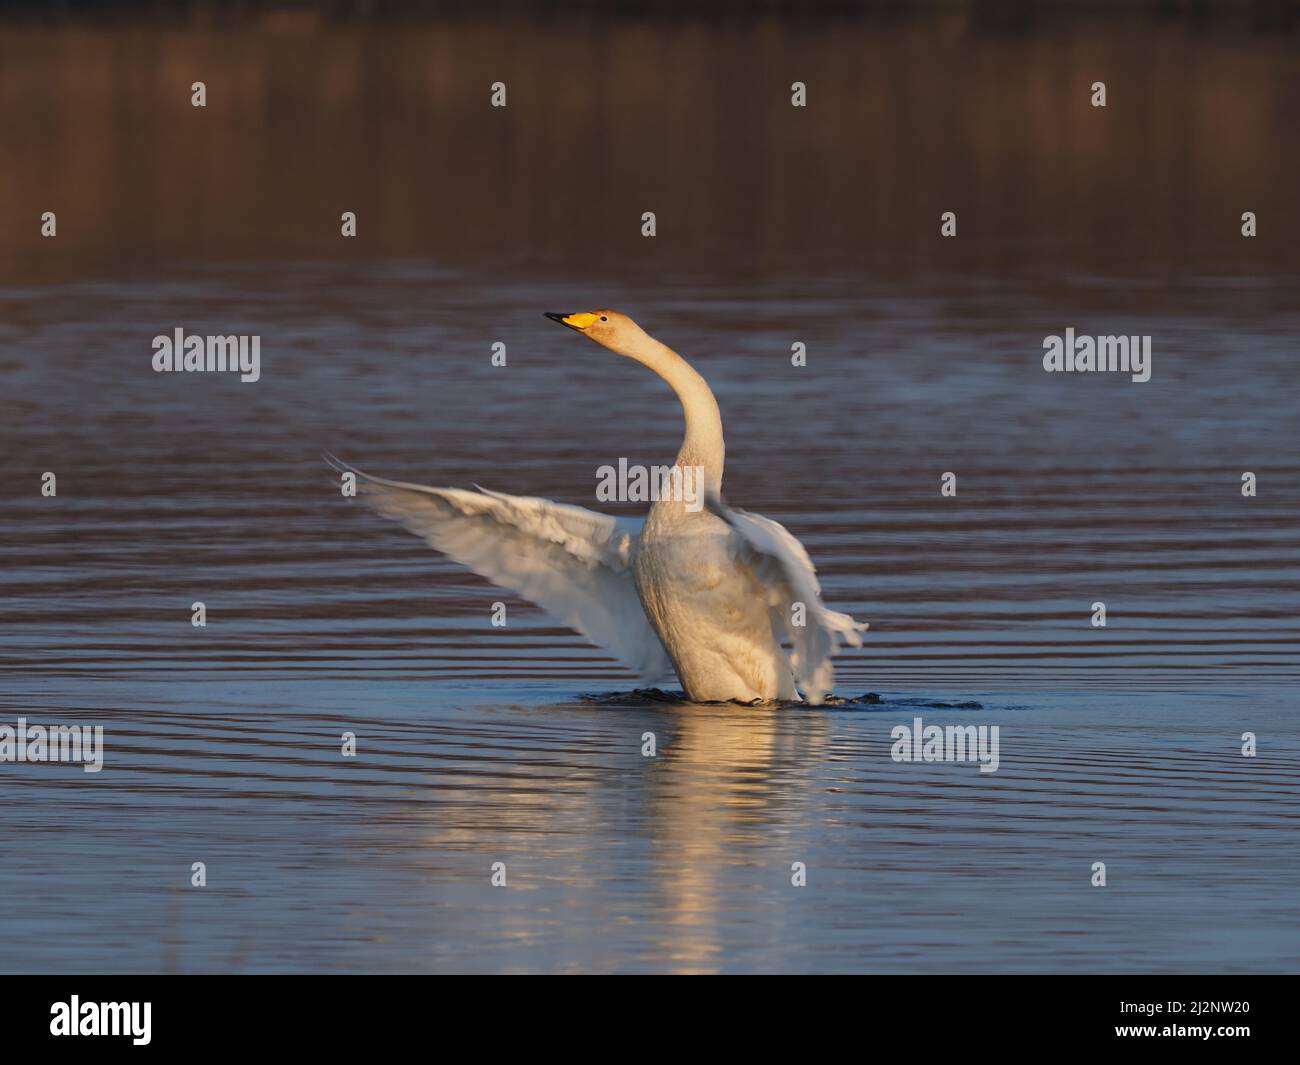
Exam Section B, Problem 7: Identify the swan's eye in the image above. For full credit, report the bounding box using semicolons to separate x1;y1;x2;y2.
600;316;608;322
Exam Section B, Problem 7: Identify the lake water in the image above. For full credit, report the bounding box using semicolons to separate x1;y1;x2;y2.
1;11;1298;974
3;264;1297;973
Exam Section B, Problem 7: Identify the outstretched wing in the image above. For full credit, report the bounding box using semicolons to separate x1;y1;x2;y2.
325;454;672;683
706;492;867;705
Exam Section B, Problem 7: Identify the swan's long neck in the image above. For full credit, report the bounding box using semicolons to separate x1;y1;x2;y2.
626;334;725;493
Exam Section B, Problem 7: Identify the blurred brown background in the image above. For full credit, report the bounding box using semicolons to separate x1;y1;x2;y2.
1;0;1297;284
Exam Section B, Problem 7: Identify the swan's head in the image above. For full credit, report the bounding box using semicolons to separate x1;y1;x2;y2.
544;309;649;357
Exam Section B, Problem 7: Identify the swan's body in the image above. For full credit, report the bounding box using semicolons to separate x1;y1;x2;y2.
636;497;799;703
328;309;865;704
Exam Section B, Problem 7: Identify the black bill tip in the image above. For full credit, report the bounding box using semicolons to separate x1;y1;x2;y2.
544;312;571;325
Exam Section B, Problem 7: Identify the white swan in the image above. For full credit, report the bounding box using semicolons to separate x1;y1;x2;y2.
327;309;866;704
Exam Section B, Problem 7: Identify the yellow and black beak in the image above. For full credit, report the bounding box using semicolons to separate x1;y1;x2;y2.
545;311;598;331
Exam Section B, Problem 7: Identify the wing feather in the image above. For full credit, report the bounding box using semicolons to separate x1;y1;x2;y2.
325;454;672;682
706;491;867;704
